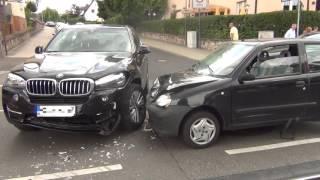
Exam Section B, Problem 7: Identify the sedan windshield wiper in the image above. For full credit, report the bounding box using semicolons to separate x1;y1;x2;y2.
206;65;215;75
192;63;215;75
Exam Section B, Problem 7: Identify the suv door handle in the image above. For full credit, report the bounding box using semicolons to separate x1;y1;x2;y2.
296;81;306;87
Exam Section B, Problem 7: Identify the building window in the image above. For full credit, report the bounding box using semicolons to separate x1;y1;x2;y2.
237;0;249;15
317;0;320;10
91;9;94;13
283;5;290;10
282;0;298;11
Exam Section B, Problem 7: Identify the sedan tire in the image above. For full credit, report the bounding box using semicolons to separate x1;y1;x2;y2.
182;111;220;149
120;84;146;130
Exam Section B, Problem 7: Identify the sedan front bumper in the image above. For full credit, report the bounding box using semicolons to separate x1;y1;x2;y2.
147;102;191;137
2;86;122;133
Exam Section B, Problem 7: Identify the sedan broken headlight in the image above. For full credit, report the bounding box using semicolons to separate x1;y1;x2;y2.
95;73;126;90
156;94;172;107
5;73;26;88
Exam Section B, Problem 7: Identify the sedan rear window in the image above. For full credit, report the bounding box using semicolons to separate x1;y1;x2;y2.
305;44;320;73
46;28;132;52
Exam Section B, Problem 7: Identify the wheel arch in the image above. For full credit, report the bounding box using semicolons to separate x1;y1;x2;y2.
178;105;224;135
132;78;141;85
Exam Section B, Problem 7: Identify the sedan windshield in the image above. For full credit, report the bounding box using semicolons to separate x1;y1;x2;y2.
46;27;132;52
195;43;255;76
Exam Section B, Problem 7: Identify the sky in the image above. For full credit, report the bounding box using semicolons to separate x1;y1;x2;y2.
36;0;93;14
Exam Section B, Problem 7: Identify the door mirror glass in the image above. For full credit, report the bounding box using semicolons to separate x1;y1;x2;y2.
138;45;151;54
239;73;256;83
35;46;43;54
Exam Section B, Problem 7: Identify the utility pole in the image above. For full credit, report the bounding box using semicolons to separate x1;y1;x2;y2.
307;0;310;10
184;0;187;46
1;0;8;55
198;8;201;48
297;0;301;36
254;0;258;14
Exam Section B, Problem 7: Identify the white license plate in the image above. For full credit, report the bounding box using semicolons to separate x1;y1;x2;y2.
36;105;76;117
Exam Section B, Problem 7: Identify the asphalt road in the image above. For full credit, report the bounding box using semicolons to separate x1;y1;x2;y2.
2;34;320;180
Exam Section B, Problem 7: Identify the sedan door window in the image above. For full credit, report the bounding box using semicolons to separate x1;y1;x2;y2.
247;44;301;78
305;44;320;73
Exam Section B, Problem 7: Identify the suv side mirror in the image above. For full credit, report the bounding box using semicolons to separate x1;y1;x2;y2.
239;73;256;83
138;45;151;54
35;46;43;54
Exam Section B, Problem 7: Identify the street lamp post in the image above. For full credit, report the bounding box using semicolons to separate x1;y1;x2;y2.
297;0;301;36
254;0;258;14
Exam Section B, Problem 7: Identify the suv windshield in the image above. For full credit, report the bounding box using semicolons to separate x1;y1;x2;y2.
46;27;132;52
195;43;255;76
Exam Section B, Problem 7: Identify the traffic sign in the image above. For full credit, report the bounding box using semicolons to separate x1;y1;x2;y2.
192;0;208;9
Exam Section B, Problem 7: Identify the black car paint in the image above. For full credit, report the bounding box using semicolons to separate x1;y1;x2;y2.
2;25;149;134
148;39;320;137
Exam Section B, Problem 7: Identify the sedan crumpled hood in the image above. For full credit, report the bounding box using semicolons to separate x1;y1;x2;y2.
23;52;132;75
159;69;220;91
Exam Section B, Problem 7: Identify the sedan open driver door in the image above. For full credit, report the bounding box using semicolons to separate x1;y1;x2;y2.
231;43;310;128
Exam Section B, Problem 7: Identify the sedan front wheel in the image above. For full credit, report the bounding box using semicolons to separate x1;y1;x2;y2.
182;111;220;149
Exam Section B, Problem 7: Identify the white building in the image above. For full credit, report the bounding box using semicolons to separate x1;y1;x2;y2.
82;0;103;22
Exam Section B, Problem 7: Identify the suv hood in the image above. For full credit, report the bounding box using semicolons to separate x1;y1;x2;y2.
21;52;132;75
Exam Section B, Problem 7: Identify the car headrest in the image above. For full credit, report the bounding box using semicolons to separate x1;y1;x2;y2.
280;50;291;57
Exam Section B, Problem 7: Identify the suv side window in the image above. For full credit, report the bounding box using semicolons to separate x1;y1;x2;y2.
247;44;300;78
305;44;320;73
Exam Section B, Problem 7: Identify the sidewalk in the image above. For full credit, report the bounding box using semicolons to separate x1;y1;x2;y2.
142;38;211;61
7;27;54;58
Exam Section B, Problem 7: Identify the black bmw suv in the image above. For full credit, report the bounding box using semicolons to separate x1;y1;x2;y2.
2;25;150;135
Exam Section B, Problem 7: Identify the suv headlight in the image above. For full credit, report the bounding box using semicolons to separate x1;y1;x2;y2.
5;73;26;88
95;73;126;90
156;94;172;107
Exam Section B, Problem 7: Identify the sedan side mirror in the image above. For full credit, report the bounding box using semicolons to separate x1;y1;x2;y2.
138;45;151;54
35;46;43;54
239;73;256;83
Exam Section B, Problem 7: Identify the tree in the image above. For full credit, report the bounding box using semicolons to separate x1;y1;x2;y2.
61;12;85;24
25;2;38;27
41;8;60;22
97;0;167;26
26;1;37;12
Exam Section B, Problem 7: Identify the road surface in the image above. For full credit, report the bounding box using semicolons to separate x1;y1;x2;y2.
1;27;320;180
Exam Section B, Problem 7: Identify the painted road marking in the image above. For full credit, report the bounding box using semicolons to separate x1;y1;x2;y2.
158;59;168;63
294;174;320;180
0;84;2;88
225;138;320;155
7;164;123;180
0;71;9;75
0;110;3;112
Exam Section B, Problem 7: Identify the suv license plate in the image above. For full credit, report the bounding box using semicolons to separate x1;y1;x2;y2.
36;105;76;117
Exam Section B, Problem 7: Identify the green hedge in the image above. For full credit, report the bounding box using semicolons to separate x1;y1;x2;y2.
138;11;320;40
